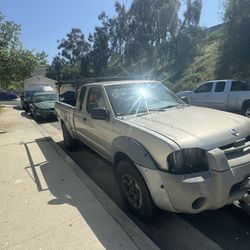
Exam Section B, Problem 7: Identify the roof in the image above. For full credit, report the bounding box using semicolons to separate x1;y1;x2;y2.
84;80;158;87
23;75;57;83
33;92;57;96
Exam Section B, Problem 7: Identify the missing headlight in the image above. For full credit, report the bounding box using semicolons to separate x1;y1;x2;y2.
167;148;209;175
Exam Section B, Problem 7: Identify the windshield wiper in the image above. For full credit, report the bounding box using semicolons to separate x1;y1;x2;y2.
148;105;180;111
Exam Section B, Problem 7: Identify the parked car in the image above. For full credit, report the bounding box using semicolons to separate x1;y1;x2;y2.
21;86;54;112
0;91;17;101
177;79;250;117
29;92;58;121
56;80;250;221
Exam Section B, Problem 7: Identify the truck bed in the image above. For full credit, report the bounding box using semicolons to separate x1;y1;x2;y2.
55;101;76;136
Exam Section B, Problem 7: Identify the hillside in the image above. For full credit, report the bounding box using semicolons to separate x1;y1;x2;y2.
103;28;224;93
171;28;223;92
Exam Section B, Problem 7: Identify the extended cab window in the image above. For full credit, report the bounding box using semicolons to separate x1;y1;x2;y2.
76;87;86;110
194;82;213;93
215;81;226;92
86;87;107;113
230;81;249;91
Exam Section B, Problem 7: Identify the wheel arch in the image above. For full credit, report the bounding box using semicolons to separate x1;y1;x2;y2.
112;138;174;212
241;99;250;111
60;119;75;138
112;136;158;170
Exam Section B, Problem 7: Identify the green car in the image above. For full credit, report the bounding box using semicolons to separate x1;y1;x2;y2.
29;92;58;121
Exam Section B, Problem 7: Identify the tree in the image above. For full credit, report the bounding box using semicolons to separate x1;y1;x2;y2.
0;12;47;88
46;56;67;80
217;0;250;78
48;0;203;81
57;28;90;66
0;15;21;49
108;2;128;64
47;28;91;80
125;0;156;65
175;0;203;61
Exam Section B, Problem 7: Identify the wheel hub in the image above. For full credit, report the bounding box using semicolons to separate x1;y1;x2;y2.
122;174;142;209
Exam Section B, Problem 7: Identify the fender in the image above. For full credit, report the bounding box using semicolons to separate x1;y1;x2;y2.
112;136;158;170
112;136;175;211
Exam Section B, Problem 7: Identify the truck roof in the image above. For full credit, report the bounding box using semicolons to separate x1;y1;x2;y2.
33;91;56;96
204;79;245;83
83;80;158;87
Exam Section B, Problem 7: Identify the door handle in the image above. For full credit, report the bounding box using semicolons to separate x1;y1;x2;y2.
82;117;87;122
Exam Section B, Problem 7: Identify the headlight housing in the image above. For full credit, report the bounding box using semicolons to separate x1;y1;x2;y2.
167;148;209;175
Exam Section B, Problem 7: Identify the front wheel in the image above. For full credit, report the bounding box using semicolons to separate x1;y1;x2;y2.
62;123;78;151
33;111;40;122
115;160;158;222
242;104;250;118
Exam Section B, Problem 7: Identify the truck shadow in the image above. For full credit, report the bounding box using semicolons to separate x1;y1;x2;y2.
179;206;250;249
23;138;131;249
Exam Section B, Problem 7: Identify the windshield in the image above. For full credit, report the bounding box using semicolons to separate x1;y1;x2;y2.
34;94;58;103
25;90;40;98
105;82;184;117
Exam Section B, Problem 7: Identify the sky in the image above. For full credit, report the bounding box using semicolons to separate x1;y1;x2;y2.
0;0;223;63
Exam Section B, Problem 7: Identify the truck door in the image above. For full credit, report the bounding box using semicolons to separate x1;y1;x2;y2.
209;81;228;110
80;86;112;160
189;82;213;107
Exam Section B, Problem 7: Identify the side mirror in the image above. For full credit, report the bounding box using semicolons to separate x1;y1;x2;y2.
91;108;109;121
180;96;188;104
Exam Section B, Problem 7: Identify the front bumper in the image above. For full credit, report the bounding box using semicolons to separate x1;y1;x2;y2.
36;109;56;119
138;159;250;214
161;163;250;213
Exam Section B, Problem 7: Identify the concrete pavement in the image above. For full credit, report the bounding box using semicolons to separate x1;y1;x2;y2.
0;107;159;250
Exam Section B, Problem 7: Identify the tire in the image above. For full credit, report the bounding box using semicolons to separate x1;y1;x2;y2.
62;123;78;151
242;104;250;118
33;111;40;122
115;159;158;222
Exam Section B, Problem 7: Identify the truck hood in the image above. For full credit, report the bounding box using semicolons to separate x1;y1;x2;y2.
126;106;250;150
35;101;55;109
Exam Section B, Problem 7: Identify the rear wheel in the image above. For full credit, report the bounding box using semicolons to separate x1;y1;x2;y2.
115;159;157;222
62;123;78;151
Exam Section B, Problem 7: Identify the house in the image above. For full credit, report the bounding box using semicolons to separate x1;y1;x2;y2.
23;75;57;91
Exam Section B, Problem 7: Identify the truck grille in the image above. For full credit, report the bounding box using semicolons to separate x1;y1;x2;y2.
219;136;250;168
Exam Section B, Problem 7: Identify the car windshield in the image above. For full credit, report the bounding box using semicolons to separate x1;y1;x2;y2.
34;94;58;103
105;82;184;117
25;90;40;98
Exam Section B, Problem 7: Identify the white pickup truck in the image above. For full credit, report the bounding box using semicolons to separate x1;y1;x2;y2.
56;80;250;221
177;80;250;117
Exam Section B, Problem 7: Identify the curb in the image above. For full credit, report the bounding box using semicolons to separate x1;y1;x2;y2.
31;120;159;250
